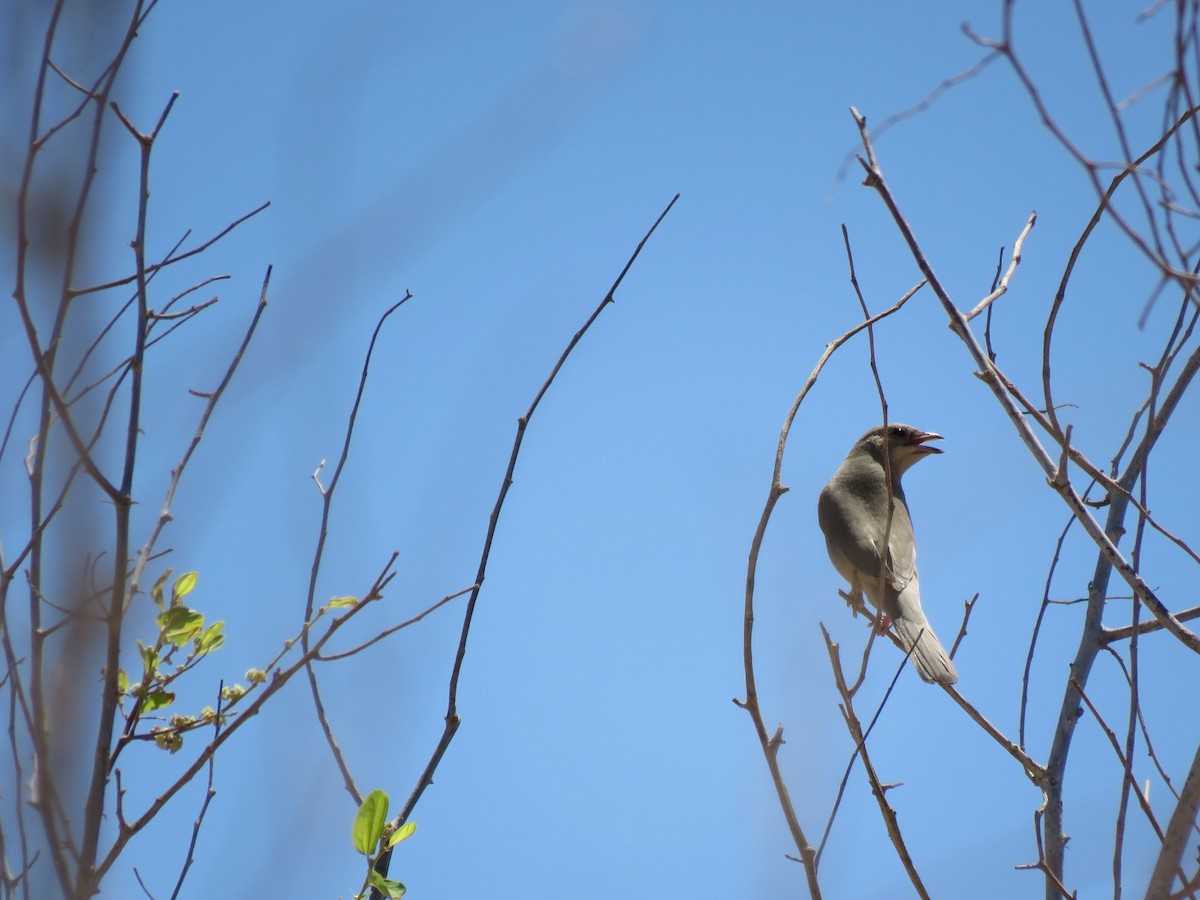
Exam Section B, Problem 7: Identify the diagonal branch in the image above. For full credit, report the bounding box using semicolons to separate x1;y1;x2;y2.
1147;740;1200;899
821;626;931;899
371;194;680;897
965;212;1037;321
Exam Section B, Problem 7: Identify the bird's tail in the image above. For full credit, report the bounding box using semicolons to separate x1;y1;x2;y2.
892;617;958;686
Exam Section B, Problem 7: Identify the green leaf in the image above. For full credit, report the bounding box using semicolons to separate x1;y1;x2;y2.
328;596;358;609
387;821;416;848
157;606;204;646
172;571;199;604
352;790;389;856
367;870;406;898
142;690;175;712
195;621;225;654
116;668;129;695
151;568;173;608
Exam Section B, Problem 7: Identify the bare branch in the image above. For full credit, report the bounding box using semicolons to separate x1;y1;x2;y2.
833;49;1001;189
166;688;224;900
374;194;681;896
298;292;413;806
851;602;1046;785
1070;679;1180;861
965;211;1037;321
70;202;271;298
1020;511;1081;751
316;585;475;661
948;593;979;660
820;626;931;898
1102;605;1200;644
128;268;272;597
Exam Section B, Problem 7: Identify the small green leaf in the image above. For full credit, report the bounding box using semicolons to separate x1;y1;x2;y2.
172;571;199;604
367;870;406;898
352;790;389;856
151;569;172;608
328;596;358;609
142;690;175;712
195;620;225;654
387;821;416;848
116;668;130;695
157;606;204;646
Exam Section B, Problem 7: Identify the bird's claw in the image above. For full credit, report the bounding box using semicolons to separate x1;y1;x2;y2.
838;588;868;618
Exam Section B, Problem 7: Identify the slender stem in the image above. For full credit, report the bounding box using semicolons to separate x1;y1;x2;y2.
373;195;680;897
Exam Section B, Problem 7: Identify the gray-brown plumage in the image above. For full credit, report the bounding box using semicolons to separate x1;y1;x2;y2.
817;424;958;685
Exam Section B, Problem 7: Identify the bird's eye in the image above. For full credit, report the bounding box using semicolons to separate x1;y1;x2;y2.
889;426;905;437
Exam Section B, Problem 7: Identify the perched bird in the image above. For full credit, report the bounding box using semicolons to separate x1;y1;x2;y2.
817;424;958;685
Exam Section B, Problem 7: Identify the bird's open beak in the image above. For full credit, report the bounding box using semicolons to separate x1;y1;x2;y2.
909;431;944;454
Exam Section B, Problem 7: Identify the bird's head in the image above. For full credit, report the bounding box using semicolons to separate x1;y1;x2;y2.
855;423;943;476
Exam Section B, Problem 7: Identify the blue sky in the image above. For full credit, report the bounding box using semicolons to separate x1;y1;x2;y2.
4;1;1199;898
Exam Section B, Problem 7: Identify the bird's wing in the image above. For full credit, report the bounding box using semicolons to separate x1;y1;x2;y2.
818;480;918;596
884;500;917;588
818;483;889;584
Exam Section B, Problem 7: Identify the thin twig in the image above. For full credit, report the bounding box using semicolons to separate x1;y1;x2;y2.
832;49;1001;189
1070;679;1181;865
948;593;979;660
840;224;899;651
316;585;476;661
818;625;930;900
128;268;272;602
1101;648;1188;810
1020;512;1080;751
1102;605;1200;643
851;603;1046;785
964;212;1037;321
70;202;271;298
301;292;414;807
373;195;680;897
1013;807;1077;899
167;687;225;900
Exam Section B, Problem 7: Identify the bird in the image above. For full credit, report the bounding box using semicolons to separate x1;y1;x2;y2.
817;423;958;686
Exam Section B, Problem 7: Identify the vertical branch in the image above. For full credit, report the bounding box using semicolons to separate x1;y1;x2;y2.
840;225;898;643
10;3;156;893
80;91;177;893
303;291;414;805
13;3;90;890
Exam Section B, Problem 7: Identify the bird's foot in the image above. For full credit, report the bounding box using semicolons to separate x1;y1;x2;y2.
838;588;868;618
